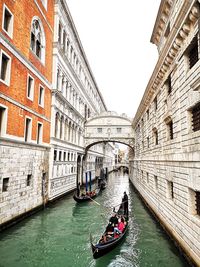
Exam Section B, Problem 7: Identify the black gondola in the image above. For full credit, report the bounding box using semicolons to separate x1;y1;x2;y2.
90;200;128;259
73;187;101;203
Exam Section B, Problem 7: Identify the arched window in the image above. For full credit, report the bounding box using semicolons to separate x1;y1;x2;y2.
30;18;45;63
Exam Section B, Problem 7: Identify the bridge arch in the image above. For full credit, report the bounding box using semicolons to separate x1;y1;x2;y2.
84;111;135;152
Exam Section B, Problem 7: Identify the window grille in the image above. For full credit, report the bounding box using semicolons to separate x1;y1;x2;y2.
192;102;200;132
195;191;200;216
188;35;198;69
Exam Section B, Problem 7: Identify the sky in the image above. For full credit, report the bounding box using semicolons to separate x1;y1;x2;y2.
67;0;161;119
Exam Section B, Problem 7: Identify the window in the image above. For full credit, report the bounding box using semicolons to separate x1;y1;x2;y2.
146;109;149;120
63;30;66;52
167;181;174;200
54;150;57;161
30;19;45;62
25;117;32;142
27;174;32;186
37;122;42;144
153;128;158;145
58;23;62;44
59;151;62;161
154;96;158;111
64;152;66;161
191;102;200;132
117;128;122;133
165;117;173;140
187;35;199;69
2;4;13;38
2;177;9;192
0;106;7;137
38;85;44;107
0;50;11;85
27;75;34;100
195;191;200;216
146;172;149;184
67;152;70;161
166;75;172;95
97;128;102;133
154;175;158;190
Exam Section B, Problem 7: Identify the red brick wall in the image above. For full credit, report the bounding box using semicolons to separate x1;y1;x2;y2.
0;0;53;144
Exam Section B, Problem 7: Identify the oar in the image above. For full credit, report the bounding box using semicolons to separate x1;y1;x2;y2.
88;196;101;206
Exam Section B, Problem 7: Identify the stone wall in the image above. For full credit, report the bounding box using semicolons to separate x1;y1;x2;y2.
131;1;200;265
0;139;49;225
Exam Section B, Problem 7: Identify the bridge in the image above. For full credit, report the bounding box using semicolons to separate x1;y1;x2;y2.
84;111;134;151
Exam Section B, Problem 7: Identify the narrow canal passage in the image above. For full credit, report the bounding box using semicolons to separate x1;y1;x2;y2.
0;173;189;267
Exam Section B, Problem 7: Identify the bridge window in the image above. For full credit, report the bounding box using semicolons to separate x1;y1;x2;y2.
97;128;102;133
116;128;121;133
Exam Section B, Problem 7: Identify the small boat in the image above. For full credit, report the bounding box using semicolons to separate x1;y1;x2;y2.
90;200;128;259
73;187;101;203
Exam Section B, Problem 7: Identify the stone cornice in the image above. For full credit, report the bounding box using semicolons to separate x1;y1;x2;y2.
151;0;172;45
133;0;198;127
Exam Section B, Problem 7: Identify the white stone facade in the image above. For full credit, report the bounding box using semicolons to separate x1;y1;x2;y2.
130;1;200;265
49;0;115;200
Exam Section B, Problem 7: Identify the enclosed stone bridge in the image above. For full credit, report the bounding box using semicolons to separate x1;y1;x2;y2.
84;111;134;152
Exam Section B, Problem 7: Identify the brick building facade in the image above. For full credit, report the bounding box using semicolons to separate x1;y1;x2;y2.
0;0;54;226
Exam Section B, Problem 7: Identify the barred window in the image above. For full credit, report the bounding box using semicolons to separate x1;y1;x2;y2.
192;102;200;132
187;35;199;69
195;191;200;216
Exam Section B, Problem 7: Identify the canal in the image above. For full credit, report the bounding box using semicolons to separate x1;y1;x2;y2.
0;172;190;267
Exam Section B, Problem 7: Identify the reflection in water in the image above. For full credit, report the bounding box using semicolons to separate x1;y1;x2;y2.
0;172;189;267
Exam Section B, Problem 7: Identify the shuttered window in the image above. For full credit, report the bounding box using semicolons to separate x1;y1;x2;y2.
192;102;200;132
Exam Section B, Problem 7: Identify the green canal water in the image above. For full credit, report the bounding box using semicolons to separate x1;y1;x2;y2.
0;173;190;267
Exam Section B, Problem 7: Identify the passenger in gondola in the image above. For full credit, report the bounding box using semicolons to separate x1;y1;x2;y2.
109;213;118;226
114;218;125;234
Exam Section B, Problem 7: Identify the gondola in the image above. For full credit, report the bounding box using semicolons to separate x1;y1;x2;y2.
73;187;101;203
98;177;107;190
90;200;128;259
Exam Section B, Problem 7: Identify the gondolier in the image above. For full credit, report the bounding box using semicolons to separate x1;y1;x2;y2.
122;191;128;215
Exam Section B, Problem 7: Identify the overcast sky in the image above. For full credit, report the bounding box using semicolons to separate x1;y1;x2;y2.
67;0;161;119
